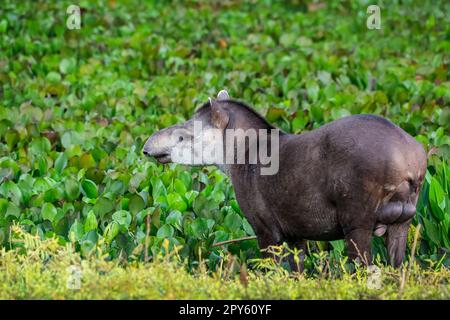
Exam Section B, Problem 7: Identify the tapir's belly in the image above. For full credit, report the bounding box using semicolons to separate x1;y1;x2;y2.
271;193;344;241
282;214;344;241
278;204;344;241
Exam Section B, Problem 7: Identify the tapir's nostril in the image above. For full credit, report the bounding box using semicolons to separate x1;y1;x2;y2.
143;150;149;156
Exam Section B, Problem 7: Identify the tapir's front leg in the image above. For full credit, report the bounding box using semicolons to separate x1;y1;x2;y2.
344;228;373;265
247;214;284;262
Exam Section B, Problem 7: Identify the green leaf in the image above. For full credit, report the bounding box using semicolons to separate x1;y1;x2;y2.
81;239;96;256
79;153;96;169
306;81;320;102
185;190;198;207
230;200;242;214
266;107;285;123
330;240;345;253
46;71;61;84
81;179;98;199
37;156;48;175
54;153;68;174
174;178;187;195
0;181;23;205
178;171;192;190
193;194;219;219
69;220;84;242
156;224;174;239
423;217;441;246
41;202;57;223
84;210;98;232
29;137;51;156
242;219;255;236
279;33;296;47
65;179;80;201
189;218;209;239
112;210;132;228
0;198;7;214
93;197;115;218
59;58;76;74
151;177;167;200
0;20;7;33
6;202;20;218
291;114;308;132
166;210;183;231
310;105;323;122
167;192;187;212
224;211;242;232
43;188;61;203
104;221;120;244
129;194;145;215
429;176;446;221
214;230;229;244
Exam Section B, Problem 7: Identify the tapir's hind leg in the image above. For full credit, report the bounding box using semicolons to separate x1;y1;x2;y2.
336;196;377;265
385;221;411;268
378;179;420;267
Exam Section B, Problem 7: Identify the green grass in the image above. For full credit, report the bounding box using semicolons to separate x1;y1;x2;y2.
0;0;449;289
1;227;449;299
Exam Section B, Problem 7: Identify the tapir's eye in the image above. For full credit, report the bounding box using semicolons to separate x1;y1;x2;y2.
172;128;191;144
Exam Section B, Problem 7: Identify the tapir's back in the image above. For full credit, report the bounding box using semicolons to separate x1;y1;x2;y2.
280;114;426;182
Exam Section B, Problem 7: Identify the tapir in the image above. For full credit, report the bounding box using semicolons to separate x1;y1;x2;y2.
143;90;427;269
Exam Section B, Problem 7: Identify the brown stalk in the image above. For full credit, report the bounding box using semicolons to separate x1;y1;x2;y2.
211;236;257;248
144;213;151;263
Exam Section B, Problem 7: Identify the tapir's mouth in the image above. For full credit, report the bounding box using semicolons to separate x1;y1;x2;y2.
143;148;172;164
153;153;172;164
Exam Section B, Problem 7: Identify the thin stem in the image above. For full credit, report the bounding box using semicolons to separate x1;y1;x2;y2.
211;236;257;248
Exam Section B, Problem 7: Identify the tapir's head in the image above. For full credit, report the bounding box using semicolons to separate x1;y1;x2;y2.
143;90;231;165
143;90;280;175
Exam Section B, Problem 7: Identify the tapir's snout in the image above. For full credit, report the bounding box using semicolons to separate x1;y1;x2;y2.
143;128;175;164
142;139;157;156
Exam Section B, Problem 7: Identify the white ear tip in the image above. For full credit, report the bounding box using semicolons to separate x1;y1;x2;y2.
217;90;229;100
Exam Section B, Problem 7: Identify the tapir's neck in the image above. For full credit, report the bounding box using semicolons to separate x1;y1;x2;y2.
222;132;291;181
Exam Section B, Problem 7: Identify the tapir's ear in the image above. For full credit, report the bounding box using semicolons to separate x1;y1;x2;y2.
209;97;229;129
217;90;229;100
